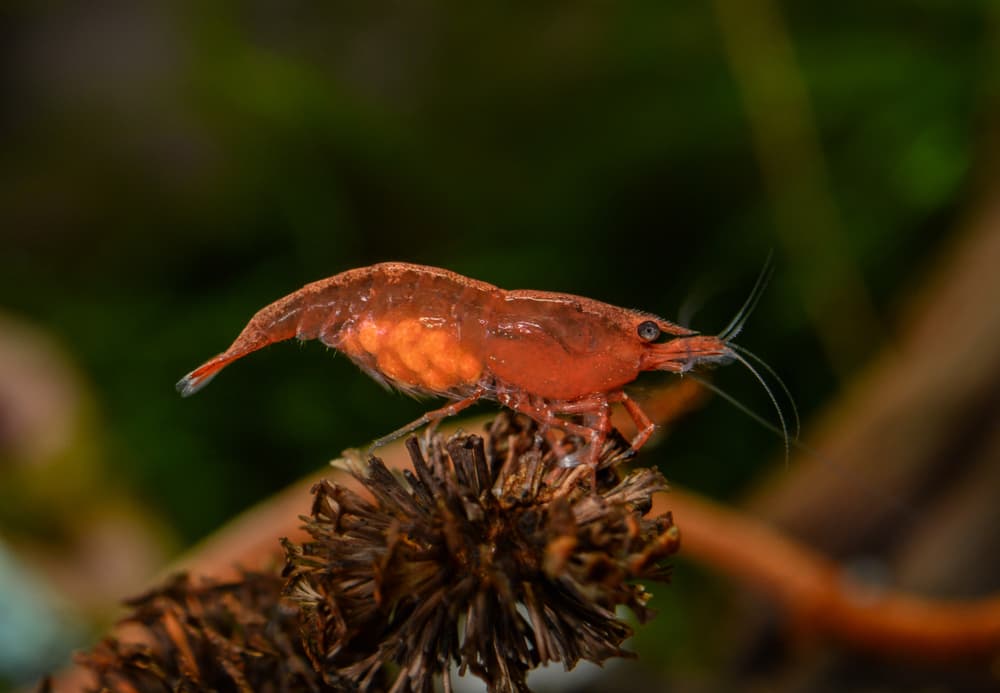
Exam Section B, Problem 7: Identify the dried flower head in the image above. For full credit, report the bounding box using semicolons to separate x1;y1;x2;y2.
284;412;680;692
75;571;341;692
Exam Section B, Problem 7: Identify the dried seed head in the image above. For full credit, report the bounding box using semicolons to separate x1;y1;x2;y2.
284;412;680;693
75;571;345;692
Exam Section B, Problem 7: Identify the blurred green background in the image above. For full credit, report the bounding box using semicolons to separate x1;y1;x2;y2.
1;1;996;690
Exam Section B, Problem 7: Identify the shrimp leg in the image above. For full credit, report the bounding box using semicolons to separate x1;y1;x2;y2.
610;391;656;452
549;391;656;463
529;396;610;490
552;395;612;468
498;392;613;470
367;387;486;453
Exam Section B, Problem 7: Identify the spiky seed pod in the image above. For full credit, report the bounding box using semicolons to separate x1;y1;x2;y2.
75;571;346;693
284;412;680;693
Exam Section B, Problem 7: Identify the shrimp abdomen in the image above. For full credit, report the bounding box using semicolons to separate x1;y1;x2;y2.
330;264;499;397
177;263;501;398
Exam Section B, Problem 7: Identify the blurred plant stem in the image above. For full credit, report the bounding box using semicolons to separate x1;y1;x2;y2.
747;140;1000;562
712;0;885;375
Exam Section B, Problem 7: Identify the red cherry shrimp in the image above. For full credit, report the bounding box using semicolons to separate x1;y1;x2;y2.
177;261;793;468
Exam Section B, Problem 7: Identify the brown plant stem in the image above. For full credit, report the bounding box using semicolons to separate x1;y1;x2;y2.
662;490;1000;661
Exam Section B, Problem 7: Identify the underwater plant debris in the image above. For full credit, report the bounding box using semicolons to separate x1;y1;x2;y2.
75;571;341;692
283;412;680;692
69;413;678;693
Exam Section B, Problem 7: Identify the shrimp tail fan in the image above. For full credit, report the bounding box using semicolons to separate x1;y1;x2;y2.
176;356;236;397
176;291;305;397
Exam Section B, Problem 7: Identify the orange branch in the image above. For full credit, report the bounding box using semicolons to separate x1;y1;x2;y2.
663;490;1000;660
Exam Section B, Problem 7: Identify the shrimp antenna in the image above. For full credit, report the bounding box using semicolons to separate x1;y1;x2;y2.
692;348;790;466
691;375;929;533
729;343;801;441
718;251;775;343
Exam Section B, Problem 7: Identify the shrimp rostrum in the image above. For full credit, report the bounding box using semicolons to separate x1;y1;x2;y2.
178;262;780;468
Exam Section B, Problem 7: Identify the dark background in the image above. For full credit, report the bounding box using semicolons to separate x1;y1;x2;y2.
1;1;996;690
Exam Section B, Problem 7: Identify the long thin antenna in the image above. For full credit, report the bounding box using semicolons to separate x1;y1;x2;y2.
729;343;801;441
690;374;826;472
718;251;775;343
697;349;790;465
690;376;923;528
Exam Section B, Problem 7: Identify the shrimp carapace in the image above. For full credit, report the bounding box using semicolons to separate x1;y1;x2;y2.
177;262;755;467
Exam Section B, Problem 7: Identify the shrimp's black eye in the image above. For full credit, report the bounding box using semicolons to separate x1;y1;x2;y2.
637;320;661;342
